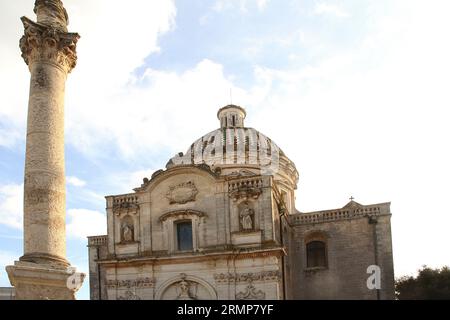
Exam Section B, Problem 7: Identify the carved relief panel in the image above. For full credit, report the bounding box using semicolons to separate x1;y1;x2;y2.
156;273;217;300
166;181;198;204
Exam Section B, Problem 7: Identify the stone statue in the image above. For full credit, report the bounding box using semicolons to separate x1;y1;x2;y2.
240;203;254;230
122;224;134;242
176;274;196;300
34;0;69;31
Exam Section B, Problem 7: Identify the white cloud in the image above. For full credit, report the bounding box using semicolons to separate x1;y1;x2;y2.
66;176;86;187
255;0;268;11
100;168;158;196
313;2;350;18
0;0;177;149
0;250;16;267
0;250;17;286
213;0;269;13
0;184;23;229
0;1;33;147
66;59;262;161
67;209;107;239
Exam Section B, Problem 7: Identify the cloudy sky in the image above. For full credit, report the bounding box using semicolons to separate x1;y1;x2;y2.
1;0;449;300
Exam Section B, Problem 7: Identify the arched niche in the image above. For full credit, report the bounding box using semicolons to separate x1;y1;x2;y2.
155;273;217;300
120;215;135;243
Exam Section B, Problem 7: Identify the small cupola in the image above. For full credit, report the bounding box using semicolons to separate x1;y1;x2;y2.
217;104;246;128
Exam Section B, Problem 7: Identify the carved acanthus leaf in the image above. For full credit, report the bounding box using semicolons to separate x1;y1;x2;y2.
235;280;266;300
117;290;141;300
20;17;79;73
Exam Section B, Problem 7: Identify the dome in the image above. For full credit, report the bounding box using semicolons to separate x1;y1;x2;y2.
166;105;299;185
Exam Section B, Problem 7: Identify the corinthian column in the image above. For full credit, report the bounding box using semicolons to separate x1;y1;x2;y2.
6;0;84;300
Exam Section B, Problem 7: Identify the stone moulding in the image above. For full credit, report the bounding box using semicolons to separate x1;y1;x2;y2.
159;209;207;223
290;204;390;225
214;271;281;284
106;277;155;289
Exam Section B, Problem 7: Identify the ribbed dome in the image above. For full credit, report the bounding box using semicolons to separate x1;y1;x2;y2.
169;127;285;165
166;105;298;182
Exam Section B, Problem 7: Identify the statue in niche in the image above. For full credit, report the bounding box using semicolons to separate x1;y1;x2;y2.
240;202;254;231
176;274;197;300
121;217;134;242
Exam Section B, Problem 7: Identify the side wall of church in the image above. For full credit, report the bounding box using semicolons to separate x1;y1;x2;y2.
287;212;394;300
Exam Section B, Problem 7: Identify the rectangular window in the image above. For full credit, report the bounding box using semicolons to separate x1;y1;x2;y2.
176;221;193;251
306;241;327;268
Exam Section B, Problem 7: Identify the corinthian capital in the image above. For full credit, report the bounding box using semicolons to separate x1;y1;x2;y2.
19;17;80;73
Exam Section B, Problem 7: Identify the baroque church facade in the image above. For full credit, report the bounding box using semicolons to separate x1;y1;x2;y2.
88;105;394;300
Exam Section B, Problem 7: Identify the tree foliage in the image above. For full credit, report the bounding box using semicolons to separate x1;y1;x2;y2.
395;265;450;300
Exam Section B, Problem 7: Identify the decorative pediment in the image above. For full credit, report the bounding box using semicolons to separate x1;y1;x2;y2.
159;209;207;222
343;200;363;210
166;181;198;204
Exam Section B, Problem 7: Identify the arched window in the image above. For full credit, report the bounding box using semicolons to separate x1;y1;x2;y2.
306;240;327;268
176;220;193;251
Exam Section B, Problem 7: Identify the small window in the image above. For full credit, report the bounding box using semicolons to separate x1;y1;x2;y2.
306;241;327;268
176;221;193;251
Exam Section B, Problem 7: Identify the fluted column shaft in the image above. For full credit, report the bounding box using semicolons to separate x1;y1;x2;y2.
5;1;84;300
19;2;79;267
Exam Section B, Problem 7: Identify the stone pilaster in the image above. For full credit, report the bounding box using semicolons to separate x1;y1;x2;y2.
6;0;84;300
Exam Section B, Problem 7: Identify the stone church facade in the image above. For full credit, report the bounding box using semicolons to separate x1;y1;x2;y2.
88;105;394;300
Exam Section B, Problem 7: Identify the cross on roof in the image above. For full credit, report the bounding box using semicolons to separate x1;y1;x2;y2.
349;196;355;201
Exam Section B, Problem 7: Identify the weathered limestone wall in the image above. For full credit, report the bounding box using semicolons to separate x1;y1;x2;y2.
106;167;278;259
88;236;109;300
287;208;394;300
101;254;283;300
